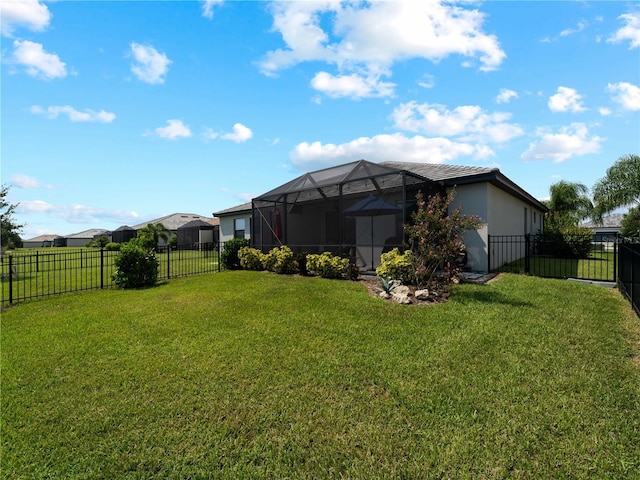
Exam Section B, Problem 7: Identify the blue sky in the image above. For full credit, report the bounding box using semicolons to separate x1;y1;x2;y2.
2;0;639;239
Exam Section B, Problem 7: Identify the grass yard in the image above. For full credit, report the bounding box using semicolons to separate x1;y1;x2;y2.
501;251;616;282
2;272;639;479
1;247;219;305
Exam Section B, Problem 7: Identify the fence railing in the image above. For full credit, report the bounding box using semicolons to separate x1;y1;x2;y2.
617;237;640;317
1;243;221;307
488;234;617;282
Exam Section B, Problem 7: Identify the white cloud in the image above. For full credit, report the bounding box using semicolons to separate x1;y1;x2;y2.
599;107;612;116
31;105;116;123
548;86;586;113
607;82;640;111
222;123;253;143
154;119;192;139
310;71;395;98
17;200;139;225
129;42;171;84
417;74;435;89
202;0;224;19
17;200;56;213
496;88;518;104
1;0;51;37
205;123;253;143
608;12;640;49
290;133;494;170
11;174;51;189
560;19;588;37
259;1;505;98
521;123;604;162
12;40;66;80
391;101;523;143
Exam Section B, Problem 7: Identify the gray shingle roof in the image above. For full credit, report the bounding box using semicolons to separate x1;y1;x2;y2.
581;214;624;229
213;202;253;217
66;229;110;239
132;213;215;231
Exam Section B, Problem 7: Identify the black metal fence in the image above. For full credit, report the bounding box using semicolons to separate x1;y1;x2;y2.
617;237;640;317
488;234;617;282
1;243;221;307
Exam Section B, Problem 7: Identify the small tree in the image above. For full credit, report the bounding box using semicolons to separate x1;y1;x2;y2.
1;184;24;250
621;206;640;237
404;189;483;288
137;222;171;252
220;238;249;270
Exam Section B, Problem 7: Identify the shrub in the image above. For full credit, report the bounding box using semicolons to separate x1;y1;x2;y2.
262;246;297;274
104;242;121;251
238;247;265;271
376;248;415;284
307;252;349;279
405;189;483;288
220;238;249;270
112;241;159;289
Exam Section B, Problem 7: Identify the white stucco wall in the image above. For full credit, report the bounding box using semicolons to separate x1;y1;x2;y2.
449;184;489;273
218;214;251;244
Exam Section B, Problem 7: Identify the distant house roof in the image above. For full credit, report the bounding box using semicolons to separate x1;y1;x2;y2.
65;229;111;239
132;213;215;231
581;214;624;230
178;219;216;230
213;202;252;217
22;234;60;243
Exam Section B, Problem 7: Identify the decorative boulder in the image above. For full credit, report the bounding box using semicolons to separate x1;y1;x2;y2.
415;289;430;300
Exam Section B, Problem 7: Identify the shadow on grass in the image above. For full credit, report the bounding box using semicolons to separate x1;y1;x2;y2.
454;286;534;308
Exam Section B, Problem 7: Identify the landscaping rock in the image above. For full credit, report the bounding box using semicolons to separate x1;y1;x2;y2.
394;285;411;296
392;292;412;304
415;289;430;300
379;291;391;300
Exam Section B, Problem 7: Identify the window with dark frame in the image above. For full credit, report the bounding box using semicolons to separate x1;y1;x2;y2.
234;218;246;239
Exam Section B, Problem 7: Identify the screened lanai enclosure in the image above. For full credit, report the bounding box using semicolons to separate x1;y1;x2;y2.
252;160;440;270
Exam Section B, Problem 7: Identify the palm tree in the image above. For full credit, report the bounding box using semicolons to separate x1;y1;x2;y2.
592;154;640;222
544;180;593;232
137;222;171;251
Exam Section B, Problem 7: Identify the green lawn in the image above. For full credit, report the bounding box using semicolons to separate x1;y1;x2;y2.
1;247;219;304
500;251;616;281
2;272;639;479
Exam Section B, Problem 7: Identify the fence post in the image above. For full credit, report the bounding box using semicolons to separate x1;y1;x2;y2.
8;254;13;304
487;235;491;273
167;246;171;279
100;248;104;289
525;234;530;274
613;235;617;283
36;250;39;273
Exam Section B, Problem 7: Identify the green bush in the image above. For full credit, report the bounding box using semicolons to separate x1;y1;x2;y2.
238;247;265;271
112;241;159;289
375;248;415;284
307;252;349;279
104;242;121;251
262;246;297;274
220;238;250;270
536;227;593;258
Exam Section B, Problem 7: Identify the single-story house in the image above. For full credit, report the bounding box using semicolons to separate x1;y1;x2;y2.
132;213;218;247
21;234;62;249
215;160;548;273
65;229;111;248
212;202;252;244
581;214;623;241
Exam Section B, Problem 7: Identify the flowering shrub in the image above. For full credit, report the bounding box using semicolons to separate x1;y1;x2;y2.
262;246;297;274
306;252;350;279
405;189;483;288
238;247;265;271
375;248;415;284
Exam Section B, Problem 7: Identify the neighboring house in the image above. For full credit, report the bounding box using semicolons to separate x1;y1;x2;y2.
216;160;547;273
581;214;623;252
212;202;252;244
132;213;217;247
21;234;61;249
111;225;137;244
64;229;111;248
